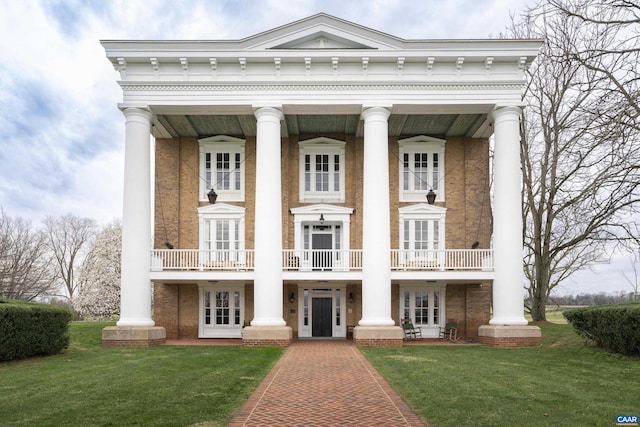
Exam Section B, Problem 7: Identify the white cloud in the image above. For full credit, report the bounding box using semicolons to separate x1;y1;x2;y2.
5;0;631;295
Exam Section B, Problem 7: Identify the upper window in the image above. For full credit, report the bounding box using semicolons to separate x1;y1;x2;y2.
398;136;446;202
197;203;245;263
299;137;346;203
398;204;447;264
199;135;245;202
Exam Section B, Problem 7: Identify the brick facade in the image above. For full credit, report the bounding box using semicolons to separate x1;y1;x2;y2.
153;132;493;341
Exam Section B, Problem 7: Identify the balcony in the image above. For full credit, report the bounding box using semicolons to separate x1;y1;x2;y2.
150;249;493;282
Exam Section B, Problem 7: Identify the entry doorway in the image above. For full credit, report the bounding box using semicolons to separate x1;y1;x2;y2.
312;297;333;337
297;287;346;338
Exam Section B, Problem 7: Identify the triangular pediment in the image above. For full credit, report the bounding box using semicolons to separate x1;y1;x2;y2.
197;203;246;215
273;31;372;50
290;204;354;215
242;13;403;51
399;203;447;215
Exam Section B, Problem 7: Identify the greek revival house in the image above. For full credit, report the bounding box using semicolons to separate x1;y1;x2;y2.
101;14;542;347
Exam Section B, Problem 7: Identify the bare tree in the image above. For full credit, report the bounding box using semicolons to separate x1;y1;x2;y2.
0;210;56;300
508;2;640;320
43;215;97;300
620;248;640;300
549;0;640;122
74;220;121;319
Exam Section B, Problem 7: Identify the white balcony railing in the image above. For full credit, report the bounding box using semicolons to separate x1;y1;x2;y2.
282;249;363;271
390;249;493;270
151;249;254;271
150;249;493;272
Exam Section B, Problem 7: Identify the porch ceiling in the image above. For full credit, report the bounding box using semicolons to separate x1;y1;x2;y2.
154;112;488;139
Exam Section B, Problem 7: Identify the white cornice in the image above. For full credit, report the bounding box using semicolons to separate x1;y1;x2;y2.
118;81;524;92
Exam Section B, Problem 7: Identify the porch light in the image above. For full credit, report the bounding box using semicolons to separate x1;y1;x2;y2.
207;188;218;204
290;292;295;303
319;213;325;224
349;292;354;304
426;189;436;205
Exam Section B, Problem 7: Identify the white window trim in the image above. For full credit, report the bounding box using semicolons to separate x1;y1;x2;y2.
399;204;447;252
198;283;245;338
197;203;246;252
399;283;447;338
398;135;446;202
199;135;246;202
299;137;346;203
290;204;353;250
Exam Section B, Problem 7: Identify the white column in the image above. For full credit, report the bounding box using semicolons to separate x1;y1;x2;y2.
251;107;286;326
359;107;394;326
491;106;528;326
117;107;154;327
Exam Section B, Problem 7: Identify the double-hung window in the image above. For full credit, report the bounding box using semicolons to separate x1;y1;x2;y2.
399;136;445;202
199;135;245;202
299;137;346;203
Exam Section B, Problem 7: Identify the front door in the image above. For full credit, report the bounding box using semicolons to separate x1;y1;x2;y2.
312;297;332;337
312;233;332;270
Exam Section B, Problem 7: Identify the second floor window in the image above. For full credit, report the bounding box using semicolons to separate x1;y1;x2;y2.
198;204;245;263
199;135;245;202
398;204;446;265
299;137;346;202
398;136;446;202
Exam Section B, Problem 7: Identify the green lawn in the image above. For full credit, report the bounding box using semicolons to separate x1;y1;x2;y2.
362;323;640;427
2;321;638;427
0;322;284;427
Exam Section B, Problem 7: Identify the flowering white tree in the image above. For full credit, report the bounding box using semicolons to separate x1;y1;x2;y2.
74;220;121;319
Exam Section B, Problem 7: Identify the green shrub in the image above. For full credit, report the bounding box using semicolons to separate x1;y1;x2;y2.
0;298;72;362
563;301;640;356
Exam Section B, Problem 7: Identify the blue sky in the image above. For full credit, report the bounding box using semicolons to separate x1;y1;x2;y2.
0;0;634;295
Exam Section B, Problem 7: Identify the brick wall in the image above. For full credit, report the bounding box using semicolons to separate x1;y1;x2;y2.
153;132;492;337
479;336;542;347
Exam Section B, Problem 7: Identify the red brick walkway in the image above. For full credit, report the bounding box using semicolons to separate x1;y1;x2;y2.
228;340;428;426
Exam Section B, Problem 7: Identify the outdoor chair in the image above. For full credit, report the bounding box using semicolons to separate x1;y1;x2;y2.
439;321;459;341
401;318;423;340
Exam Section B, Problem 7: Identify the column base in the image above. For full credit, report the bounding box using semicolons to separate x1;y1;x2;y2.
102;326;166;347
353;326;404;348
242;326;292;346
478;325;541;347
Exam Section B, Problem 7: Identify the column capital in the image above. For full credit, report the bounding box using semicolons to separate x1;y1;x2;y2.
361;106;391;121
491;105;522;122
120;106;153;123
253;106;283;121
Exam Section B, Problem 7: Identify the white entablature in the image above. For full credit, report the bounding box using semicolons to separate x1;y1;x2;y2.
102;13;541;112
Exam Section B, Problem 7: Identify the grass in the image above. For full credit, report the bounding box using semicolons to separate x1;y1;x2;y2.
0;322;284;427
2;321;639;427
362;323;640;427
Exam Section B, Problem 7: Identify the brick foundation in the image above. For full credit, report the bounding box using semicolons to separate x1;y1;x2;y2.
102;326;167;347
102;339;166;347
478;336;541;347
242;325;292;347
478;325;541;348
353;325;404;348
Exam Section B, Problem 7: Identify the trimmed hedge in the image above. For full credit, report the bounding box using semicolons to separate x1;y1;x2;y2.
0;298;72;362
563;301;640;356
